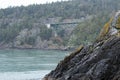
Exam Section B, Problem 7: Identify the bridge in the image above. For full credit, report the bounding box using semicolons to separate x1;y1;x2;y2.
46;22;80;29
45;22;80;37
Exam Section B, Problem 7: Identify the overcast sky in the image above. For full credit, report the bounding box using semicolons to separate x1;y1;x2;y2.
0;0;68;9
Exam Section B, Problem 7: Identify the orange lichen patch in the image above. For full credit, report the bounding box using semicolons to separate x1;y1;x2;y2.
76;45;84;52
96;17;113;42
116;30;120;37
116;16;120;29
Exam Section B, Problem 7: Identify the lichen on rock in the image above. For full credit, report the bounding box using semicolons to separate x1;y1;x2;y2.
96;11;120;42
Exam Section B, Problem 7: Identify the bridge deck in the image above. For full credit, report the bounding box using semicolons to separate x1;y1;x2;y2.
50;22;80;25
46;22;80;28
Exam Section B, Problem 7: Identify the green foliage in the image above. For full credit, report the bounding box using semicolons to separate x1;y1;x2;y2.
39;25;52;40
57;29;65;38
0;0;120;19
0;25;19;43
25;36;36;45
0;0;120;46
68;13;110;46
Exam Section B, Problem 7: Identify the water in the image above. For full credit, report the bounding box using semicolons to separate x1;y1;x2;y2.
0;49;70;80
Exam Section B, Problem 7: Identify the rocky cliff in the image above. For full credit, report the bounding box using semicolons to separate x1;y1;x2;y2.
43;11;120;80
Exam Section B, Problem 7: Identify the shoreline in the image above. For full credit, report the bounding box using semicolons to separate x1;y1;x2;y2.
0;47;74;52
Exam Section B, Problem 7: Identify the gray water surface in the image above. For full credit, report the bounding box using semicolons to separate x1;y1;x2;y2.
0;49;70;80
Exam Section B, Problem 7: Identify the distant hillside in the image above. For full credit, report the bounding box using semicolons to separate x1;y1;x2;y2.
0;0;120;49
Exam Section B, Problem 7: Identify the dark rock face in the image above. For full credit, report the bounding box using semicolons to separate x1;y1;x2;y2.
43;11;120;80
43;36;120;80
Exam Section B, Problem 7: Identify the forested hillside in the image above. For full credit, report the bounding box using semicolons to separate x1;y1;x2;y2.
0;0;120;49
